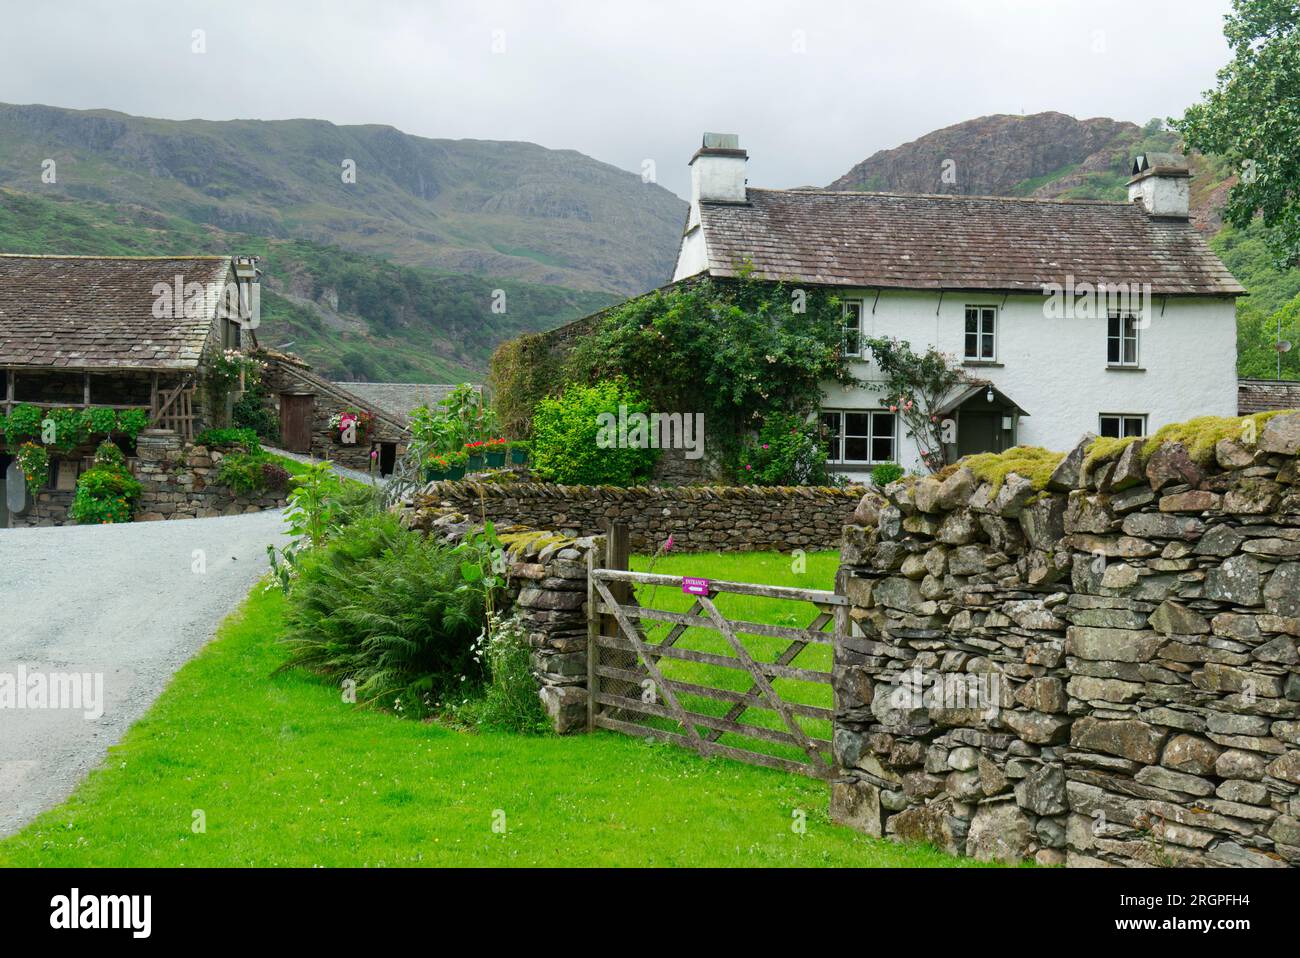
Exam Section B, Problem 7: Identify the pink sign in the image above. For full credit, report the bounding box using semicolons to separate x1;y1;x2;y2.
682;577;710;596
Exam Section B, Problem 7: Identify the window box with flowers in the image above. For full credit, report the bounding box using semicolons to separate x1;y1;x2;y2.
463;440;486;470
424;449;467;482
329;408;374;445
483;437;508;468
508;439;530;465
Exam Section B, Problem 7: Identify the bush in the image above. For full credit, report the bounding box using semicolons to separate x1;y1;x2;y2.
735;413;833;486
531;379;658;485
260;460;290;492
231;383;280;442
277;513;484;715
870;462;905;489
3;404;43;446
69;441;142;524
117;409;150;441
195;427;261;451
454;612;549;734
216;450;283;494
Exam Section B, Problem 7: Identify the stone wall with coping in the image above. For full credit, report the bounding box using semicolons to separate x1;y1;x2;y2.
833;412;1300;867
410;480;866;553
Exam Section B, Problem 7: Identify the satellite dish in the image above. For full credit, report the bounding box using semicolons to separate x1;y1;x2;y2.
1277;341;1294;353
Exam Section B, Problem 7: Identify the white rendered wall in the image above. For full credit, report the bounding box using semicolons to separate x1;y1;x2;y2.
820;289;1239;481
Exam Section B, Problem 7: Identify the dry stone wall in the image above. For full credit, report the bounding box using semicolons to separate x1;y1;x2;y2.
133;430;288;520
6;430;286;527
833;413;1300;868
411;480;865;553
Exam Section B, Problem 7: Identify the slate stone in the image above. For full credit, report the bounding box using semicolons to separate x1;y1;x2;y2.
1264;564;1300;617
1148;600;1210;636
1259;411;1300;456
967;802;1033;863
1070;717;1168;763
1204;554;1263;606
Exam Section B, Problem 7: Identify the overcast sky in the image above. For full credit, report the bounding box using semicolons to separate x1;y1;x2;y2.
0;0;1234;198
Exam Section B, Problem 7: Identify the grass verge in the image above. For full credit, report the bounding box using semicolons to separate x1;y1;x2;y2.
0;570;980;867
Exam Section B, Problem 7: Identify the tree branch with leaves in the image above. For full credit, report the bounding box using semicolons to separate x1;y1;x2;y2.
863;337;967;474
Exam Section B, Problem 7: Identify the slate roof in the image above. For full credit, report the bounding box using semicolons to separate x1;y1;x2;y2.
0;254;232;370
695;189;1245;296
331;382;477;425
1238;378;1300;415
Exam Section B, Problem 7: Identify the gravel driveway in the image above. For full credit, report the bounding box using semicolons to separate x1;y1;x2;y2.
0;509;290;837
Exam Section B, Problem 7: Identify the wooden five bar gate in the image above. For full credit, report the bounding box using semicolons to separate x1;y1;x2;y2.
586;526;846;779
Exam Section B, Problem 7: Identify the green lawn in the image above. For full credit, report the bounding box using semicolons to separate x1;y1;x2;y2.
0;552;980;868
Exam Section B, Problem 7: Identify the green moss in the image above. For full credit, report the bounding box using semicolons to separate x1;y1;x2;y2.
1083;435;1143;472
962;446;1065;494
1140;411;1291;466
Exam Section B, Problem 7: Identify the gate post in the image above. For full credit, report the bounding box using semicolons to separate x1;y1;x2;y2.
587;522;630;731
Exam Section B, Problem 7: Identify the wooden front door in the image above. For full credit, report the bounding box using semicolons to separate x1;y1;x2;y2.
957;411;1006;458
279;393;315;454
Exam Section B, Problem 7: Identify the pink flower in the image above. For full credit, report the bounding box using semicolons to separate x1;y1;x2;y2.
746;464;752;470
665;535;674;552
762;443;769;449
889;405;898;412
370;450;378;459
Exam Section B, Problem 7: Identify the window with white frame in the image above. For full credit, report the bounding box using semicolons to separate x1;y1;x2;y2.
1107;312;1140;366
821;409;896;464
842;299;864;358
1099;413;1147;439
964;306;996;361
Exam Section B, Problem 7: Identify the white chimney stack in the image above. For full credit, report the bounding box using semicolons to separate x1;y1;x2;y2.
687;133;747;219
1127;153;1190;219
673;134;749;282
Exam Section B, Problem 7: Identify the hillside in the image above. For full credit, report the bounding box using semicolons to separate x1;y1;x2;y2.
0;187;615;382
828;111;1300;380
0;102;687;298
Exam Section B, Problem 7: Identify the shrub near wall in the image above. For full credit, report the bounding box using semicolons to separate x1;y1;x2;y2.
834;412;1300;867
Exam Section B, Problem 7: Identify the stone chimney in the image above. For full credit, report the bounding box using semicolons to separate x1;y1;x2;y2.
1127;153;1190;219
231;255;261;336
687;133;747;222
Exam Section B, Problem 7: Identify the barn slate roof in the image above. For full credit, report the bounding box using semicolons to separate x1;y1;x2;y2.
695;189;1245;296
1238;378;1300;415
0;254;232;370
331;382;477;426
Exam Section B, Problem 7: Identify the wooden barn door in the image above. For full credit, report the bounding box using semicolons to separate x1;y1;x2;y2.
279;393;315;454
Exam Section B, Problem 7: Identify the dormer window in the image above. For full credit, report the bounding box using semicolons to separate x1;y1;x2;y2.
1108;313;1140;367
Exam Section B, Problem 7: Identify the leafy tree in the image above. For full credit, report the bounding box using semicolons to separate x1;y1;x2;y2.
531;380;658;485
1176;0;1300;266
1238;293;1300;378
863;337;967;473
564;277;854;470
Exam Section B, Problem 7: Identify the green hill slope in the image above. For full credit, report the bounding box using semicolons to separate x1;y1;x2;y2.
0;188;615;382
0;102;686;298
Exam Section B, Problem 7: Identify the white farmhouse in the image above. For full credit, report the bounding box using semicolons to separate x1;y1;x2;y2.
672;134;1244;481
